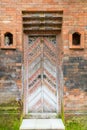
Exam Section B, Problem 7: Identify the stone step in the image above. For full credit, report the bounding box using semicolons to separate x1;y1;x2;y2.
20;119;65;130
25;113;57;119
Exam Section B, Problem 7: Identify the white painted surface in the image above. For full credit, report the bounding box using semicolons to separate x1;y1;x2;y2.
20;119;65;130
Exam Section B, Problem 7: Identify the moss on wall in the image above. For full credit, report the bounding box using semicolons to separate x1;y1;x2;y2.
0;100;23;130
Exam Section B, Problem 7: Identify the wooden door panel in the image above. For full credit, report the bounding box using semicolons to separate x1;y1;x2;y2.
44;59;56;79
28;84;42;112
28;37;42;112
28;36;57;113
43;36;57;112
28;57;41;81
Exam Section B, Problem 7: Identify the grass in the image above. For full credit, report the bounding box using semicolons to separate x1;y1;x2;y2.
0;114;21;130
0;100;23;130
65;115;87;130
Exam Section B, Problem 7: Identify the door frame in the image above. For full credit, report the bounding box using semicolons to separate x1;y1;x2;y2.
23;32;64;115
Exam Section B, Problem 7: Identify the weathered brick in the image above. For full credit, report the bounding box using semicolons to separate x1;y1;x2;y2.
0;0;87;115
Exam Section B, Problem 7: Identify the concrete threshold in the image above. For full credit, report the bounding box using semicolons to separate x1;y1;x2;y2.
20;119;65;130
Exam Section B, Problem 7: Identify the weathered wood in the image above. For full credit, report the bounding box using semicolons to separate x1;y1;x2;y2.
28;36;57;113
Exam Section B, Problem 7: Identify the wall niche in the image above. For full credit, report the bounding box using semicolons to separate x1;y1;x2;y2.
1;30;16;49
4;32;13;46
69;30;84;49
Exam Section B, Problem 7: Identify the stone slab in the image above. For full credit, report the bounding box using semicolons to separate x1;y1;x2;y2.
29;113;57;118
20;119;65;130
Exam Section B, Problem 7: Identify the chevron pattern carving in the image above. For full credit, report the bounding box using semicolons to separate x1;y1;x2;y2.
28;36;57;113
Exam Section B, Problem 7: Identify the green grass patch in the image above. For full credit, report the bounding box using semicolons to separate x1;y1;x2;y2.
0;100;23;130
0;114;21;130
65;115;87;130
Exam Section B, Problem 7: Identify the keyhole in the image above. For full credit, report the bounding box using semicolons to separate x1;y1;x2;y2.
38;75;41;79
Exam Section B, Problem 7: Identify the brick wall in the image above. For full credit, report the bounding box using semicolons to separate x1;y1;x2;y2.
0;49;22;103
0;0;87;114
63;56;87;114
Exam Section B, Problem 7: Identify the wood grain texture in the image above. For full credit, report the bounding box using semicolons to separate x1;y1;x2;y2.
28;36;57;113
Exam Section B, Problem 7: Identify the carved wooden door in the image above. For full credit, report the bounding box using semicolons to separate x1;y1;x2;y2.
28;36;57;113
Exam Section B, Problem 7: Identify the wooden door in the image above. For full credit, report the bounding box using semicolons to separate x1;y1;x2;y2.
28;36;57;113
